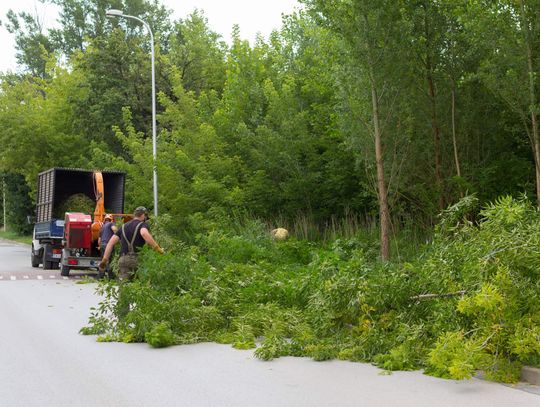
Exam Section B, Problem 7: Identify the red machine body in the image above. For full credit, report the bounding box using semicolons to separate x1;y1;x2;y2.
64;213;93;250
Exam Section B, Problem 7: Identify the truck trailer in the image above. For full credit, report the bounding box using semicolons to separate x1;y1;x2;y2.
31;168;126;276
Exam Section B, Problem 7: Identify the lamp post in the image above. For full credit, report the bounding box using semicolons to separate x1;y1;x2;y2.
106;9;158;217
2;176;6;232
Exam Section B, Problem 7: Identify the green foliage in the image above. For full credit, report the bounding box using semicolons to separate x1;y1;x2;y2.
3;9;54;78
2;1;538;231
81;197;540;383
2;0;540;384
374;343;421;372
436;194;479;236
145;322;176;348
424;196;540;382
427;331;478;380
1;172;33;234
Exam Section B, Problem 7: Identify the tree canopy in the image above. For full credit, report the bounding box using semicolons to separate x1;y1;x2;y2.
0;0;538;253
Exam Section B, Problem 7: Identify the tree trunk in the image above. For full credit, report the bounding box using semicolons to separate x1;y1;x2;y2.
427;64;444;211
369;70;391;261
451;86;461;179
451;84;464;199
360;10;391;261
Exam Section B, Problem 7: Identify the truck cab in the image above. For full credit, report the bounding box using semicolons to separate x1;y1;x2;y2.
31;219;64;269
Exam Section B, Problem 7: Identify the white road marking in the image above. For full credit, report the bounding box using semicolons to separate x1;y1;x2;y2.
10;276;16;280
37;275;43;280
23;276;29;279
49;275;56;279
62;276;68;280
0;276;3;279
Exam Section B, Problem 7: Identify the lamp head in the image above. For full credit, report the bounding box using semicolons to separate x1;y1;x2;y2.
106;9;124;17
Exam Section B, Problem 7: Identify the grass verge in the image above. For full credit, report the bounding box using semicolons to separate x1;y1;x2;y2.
0;230;32;245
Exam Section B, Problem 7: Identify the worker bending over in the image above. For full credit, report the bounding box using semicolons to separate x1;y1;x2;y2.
99;206;164;280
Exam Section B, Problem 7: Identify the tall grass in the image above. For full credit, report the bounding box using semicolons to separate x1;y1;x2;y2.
161;208;430;262
267;210;376;241
263;211;428;262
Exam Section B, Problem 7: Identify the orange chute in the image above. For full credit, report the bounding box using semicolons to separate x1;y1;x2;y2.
91;171;132;242
91;172;105;241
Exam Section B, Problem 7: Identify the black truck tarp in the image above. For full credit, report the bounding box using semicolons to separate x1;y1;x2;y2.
35;168;125;223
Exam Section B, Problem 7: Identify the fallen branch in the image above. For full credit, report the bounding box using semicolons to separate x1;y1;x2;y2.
410;290;467;301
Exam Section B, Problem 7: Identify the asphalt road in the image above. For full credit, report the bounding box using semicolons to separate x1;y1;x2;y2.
0;239;99;281
0;238;539;407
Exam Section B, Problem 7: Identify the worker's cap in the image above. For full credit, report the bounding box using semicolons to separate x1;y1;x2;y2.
104;214;113;221
133;206;149;217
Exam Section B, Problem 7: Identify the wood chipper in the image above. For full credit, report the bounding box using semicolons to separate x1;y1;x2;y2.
62;212;96;274
31;168;129;276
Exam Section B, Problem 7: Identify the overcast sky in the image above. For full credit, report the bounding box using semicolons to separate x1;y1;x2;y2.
0;0;300;73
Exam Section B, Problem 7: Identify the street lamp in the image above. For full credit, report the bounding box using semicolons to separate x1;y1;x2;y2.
2;176;6;232
106;9;159;217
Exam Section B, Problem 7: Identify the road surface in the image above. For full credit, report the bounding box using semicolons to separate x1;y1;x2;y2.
0;238;539;407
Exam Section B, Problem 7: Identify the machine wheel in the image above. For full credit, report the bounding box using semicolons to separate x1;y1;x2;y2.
42;245;53;270
31;245;40;268
60;265;70;277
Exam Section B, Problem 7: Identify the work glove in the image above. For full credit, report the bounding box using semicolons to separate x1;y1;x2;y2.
99;258;108;272
155;246;165;254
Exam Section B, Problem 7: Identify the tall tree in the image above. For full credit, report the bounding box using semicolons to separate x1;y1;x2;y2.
466;0;540;206
166;10;227;95
0;65;87;183
519;0;540;207
45;0;172;54
3;9;54;77
406;1;448;209
68;29;158;149
302;0;409;260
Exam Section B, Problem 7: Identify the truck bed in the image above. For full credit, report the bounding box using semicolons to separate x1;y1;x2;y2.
34;220;65;240
35;168;125;223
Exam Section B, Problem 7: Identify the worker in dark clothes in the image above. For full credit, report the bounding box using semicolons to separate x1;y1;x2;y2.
99;206;164;281
98;214;117;279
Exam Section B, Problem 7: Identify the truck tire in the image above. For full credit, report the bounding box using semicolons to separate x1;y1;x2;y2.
31;245;40;268
60;265;70;277
42;245;53;270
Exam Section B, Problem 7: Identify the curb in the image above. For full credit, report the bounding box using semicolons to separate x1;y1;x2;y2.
521;366;540;386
